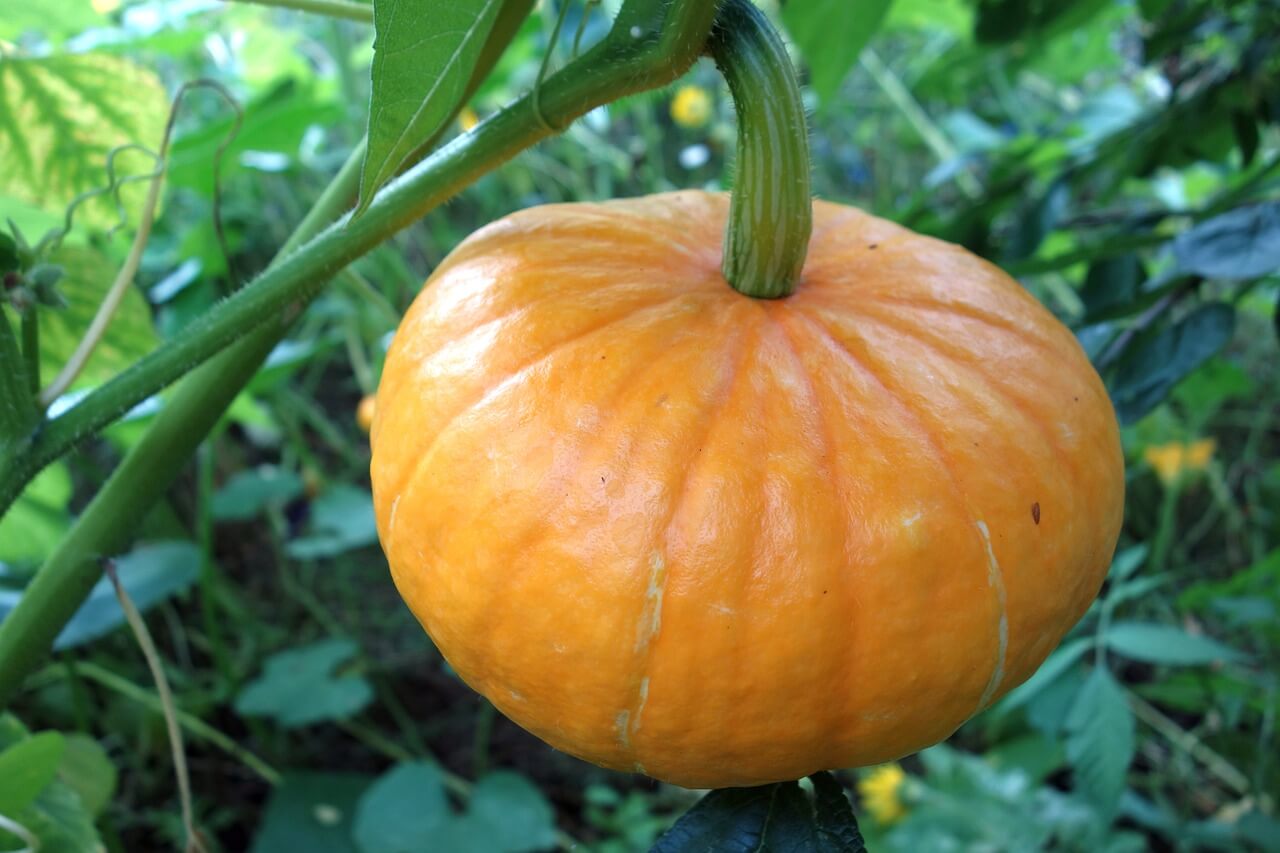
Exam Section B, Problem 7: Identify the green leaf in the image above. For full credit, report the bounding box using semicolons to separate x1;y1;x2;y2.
235;638;373;728
0;731;65;816
10;777;102;853
1174;202;1280;280
0;459;71;566
782;0;894;104
352;762;450;853
1107;544;1149;583
465;772;559;853
53;541;201;650
993;636;1094;716
653;776;865;853
0;53;166;229
358;0;507;214
1110;302;1236;424
213;466;303;522
1105;622;1245;666
353;764;558;853
1081;254;1143;322
56;734;116;818
37;246;158;395
287;486;379;559
250;772;374;853
1064;667;1133;815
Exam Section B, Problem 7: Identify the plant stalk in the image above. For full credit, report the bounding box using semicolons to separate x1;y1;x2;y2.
707;0;812;299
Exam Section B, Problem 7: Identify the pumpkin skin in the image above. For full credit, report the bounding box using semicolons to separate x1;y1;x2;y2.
370;191;1124;789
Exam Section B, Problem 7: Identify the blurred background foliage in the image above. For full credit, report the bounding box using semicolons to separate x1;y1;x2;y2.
0;0;1278;850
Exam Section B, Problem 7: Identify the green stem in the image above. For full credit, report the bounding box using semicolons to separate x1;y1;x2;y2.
0;308;34;446
228;0;373;23
0;0;720;708
20;304;38;395
707;0;812;299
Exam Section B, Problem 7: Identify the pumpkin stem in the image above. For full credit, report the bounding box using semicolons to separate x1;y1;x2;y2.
708;0;812;299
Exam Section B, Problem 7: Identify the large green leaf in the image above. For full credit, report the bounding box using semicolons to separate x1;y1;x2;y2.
358;0;507;214
1105;622;1245;666
235;638;373;728
0;731;65;817
0;53;166;229
250;772;374;853
0;460;71;565
56;735;116;818
783;0;894;104
1064;667;1133;815
353;763;557;853
653;773;865;852
52;540;201;650
287;486;379;559
1173;202;1280;280
37;245;158;395
1109;302;1236;424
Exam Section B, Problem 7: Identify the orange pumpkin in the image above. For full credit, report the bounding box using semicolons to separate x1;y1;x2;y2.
370;191;1124;788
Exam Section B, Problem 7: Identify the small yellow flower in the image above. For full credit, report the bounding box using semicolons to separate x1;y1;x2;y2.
670;85;712;129
1143;439;1215;486
92;0;122;13
857;763;908;825
458;106;480;132
356;395;377;434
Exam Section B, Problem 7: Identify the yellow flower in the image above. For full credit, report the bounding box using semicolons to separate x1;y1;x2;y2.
857;763;908;825
92;0;122;13
670;85;712;129
458;106;480;132
1143;439;1215;486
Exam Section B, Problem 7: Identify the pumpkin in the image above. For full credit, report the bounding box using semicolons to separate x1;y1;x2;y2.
370;190;1124;789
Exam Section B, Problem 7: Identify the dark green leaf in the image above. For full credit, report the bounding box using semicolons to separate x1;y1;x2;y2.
213;466;303;522
287;486;379;559
783;0;894;104
1065;667;1133;815
1110;303;1236;424
0;229;17;273
0;731;65;817
1105;622;1245;665
1173;202;1280;280
465;772;559;853
1081;254;1143;322
235;638;373;728
53;541;200;650
353;762;450;853
1006;178;1070;261
358;0;507;214
652;777;865;853
0;53;166;228
250;772;374;853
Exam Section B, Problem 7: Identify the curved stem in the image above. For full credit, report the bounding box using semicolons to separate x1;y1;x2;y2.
227;0;373;23
0;0;719;708
708;0;812;299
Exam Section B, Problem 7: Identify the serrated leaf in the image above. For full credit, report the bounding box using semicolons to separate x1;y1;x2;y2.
1105;622;1245;665
811;772;867;852
358;0;506;214
1065;667;1134;814
0;731;65;817
38;245;158;395
993;636;1094;716
783;0;894;104
0;53;166;229
653;777;865;853
1110;302;1236;424
1174;202;1280;280
53;541;200;650
236;638;373;728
